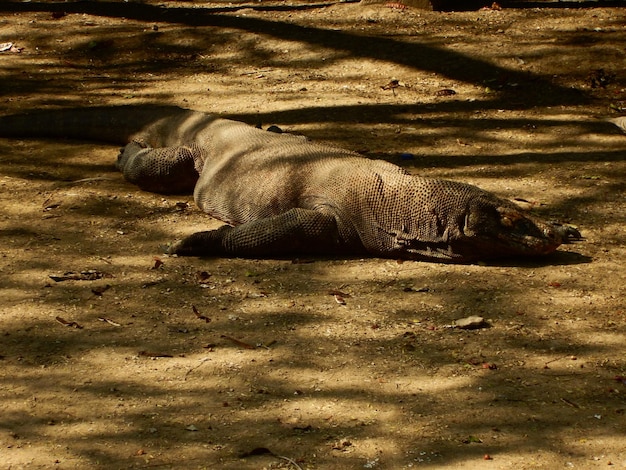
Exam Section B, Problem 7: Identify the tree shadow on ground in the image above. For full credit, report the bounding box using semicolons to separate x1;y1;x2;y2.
1;4;624;468
2;261;624;467
0;1;589;108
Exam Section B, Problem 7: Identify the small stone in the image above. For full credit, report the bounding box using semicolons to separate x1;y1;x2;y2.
455;316;487;329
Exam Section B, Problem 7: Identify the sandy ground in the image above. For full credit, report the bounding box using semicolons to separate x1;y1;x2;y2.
0;1;625;469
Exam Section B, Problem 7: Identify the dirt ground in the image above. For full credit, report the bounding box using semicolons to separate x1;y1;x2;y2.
1;1;625;469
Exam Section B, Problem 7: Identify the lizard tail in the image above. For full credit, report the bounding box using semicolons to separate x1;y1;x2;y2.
0;104;188;145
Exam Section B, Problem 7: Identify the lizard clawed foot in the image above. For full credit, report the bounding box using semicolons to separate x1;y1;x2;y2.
554;224;583;244
160;242;177;255
166;239;194;255
162;238;200;256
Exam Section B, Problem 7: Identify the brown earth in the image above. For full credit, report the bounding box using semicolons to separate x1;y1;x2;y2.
1;1;625;469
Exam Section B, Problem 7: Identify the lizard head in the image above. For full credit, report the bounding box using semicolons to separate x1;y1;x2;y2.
457;196;582;261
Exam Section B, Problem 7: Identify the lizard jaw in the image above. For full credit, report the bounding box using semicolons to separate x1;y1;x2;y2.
459;201;583;260
497;218;583;257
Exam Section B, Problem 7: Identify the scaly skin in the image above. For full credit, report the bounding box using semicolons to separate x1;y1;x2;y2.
0;105;582;262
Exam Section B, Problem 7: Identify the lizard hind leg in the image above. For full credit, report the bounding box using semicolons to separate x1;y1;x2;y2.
168;208;347;258
116;140;148;168
116;142;201;194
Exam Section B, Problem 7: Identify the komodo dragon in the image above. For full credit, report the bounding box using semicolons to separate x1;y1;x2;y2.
0;105;582;262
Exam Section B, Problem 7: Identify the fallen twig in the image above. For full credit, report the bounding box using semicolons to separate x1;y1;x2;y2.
97;317;121;327
239;447;303;470
560;397;580;408
184;357;211;380
276;454;303;470
221;335;255;350
240;69;274;76
64;176;111;185
138;351;173;358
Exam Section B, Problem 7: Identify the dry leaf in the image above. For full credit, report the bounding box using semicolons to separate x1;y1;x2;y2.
55;316;83;329
192;305;211;323
328;290;351;298
91;284;111;296
196;271;211;282
436;88;456;96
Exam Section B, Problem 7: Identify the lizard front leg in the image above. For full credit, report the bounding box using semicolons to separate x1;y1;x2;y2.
168;208;350;258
